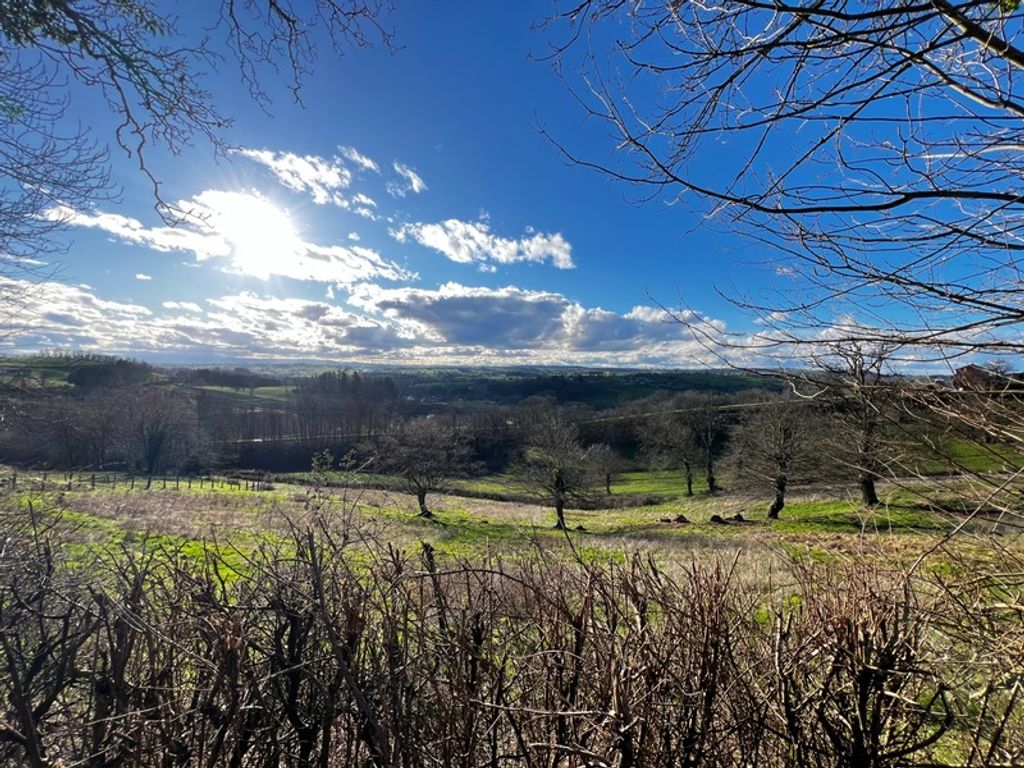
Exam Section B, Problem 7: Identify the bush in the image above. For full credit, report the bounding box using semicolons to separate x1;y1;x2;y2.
0;503;1020;767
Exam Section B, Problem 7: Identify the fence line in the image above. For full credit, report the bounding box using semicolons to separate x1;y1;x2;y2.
0;471;273;493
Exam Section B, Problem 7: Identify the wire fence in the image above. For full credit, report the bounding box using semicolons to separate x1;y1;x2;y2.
0;472;273;493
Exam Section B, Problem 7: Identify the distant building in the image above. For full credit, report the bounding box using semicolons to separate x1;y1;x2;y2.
951;364;1022;394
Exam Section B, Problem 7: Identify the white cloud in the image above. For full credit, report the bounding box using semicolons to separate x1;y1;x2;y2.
391;218;575;270
52;190;413;286
234;148;351;206
350;282;570;346
0;275;732;367
135;273;152;281
387;162;427;197
340;146;380;173
0;278;157;353
0;278;413;360
162;301;202;313
47;206;228;260
348;282;726;364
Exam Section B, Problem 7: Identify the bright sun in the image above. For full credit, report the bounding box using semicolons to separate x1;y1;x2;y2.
199;191;302;279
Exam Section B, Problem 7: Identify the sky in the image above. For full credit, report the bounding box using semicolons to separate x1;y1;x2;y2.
3;2;774;368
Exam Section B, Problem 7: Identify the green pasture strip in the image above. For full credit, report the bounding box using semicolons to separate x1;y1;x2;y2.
192;383;294;402
610;469;708;496
0;475;1000;582
0;471;283;495
275;470;403;490
451;473;522;496
5;489;287;580
767;499;949;535
276;468;701;506
908;435;1024;475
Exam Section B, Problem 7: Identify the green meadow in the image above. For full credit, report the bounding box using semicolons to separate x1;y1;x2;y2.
12;466;1014;577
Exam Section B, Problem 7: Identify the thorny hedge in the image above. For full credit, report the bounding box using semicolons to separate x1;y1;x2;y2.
0;501;1022;767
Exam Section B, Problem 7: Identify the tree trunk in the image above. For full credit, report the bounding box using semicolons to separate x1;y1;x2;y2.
768;474;786;519
554;497;566;530
706;455;717;493
859;473;879;506
683;461;693;497
605;472;612;495
416;488;432;518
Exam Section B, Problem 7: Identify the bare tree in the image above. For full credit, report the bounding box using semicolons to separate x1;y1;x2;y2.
589;442;625;495
372;417;472;518
638;394;697;496
799;341;905;506
0;1;394;298
549;1;1024;355
682;393;729;494
545;3;1024;514
520;415;599;530
727;396;823;518
123;387;204;475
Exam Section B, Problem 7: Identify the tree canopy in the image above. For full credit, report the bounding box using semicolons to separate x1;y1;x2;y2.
0;0;393;285
552;1;1024;364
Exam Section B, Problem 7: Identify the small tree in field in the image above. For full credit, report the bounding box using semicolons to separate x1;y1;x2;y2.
639;396;697;496
683;394;729;494
521;416;599;530
809;341;899;507
727;397;823;519
374;417;471;518
590;443;625;495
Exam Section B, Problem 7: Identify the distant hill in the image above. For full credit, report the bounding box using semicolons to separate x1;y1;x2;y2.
0;355;784;409
384;367;784;409
0;354;154;388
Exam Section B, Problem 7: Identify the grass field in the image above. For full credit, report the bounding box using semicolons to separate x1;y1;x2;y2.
193;383;295;401
14;465;1016;577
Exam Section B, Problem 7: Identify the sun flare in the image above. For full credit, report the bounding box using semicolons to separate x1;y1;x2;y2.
198;190;302;279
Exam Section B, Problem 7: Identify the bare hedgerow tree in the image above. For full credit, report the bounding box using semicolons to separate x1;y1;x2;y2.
727;395;823;518
371;417;473;518
0;1;394;300
123;386;206;475
547;1;1024;356
639;394;698;497
589;442;625;495
546;3;1024;497
811;341;907;507
682;393;729;494
520;415;599;530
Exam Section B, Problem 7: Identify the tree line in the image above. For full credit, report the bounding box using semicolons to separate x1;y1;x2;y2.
0;349;994;525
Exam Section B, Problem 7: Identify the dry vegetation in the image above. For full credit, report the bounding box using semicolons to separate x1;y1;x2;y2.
1;488;1022;768
1;462;1022;767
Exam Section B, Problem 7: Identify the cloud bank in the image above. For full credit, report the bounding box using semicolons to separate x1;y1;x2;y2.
49;190;412;285
392;219;574;270
0;277;729;367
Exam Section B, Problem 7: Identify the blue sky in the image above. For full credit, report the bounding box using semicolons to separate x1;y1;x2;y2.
5;2;773;367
